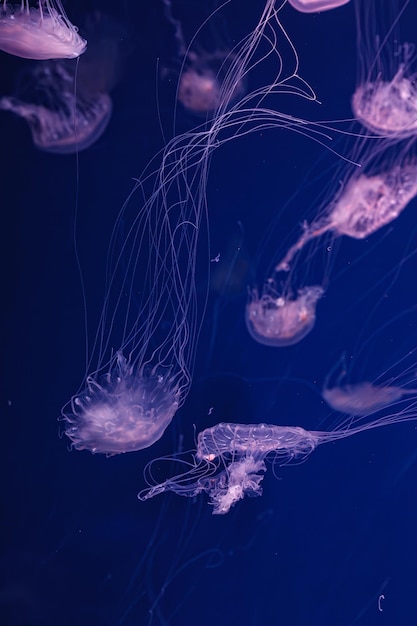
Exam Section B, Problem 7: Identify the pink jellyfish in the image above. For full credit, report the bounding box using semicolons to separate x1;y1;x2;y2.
287;0;350;13
275;140;417;273
161;0;246;117
323;310;417;417
352;0;417;138
0;11;131;153
139;396;417;513
0;1;86;60
246;282;324;347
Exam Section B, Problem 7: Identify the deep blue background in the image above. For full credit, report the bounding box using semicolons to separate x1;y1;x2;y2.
2;1;417;624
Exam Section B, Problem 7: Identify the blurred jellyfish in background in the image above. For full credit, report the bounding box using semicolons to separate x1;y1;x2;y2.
161;0;247;118
0;10;132;153
322;352;417;417
352;0;417;139
0;0;86;60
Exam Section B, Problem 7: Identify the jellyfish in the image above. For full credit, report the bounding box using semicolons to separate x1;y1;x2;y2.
140;397;417;514
60;0;343;454
245;283;324;347
0;11;131;153
287;0;350;13
275;141;417;272
161;0;247;118
352;0;417;138
0;1;86;60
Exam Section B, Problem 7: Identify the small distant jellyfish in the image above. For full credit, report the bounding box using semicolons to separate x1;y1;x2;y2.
246;283;323;347
322;348;417;416
0;11;130;153
352;1;417;138
0;1;86;60
287;0;350;13
162;0;246;117
322;381;417;417
275;153;417;272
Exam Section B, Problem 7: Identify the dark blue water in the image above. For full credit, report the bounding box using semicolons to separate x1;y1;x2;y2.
2;1;417;624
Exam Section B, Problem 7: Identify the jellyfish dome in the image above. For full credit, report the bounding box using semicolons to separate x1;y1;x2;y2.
0;1;86;60
65;353;180;455
0;60;112;154
287;0;350;13
246;284;324;347
352;0;417;139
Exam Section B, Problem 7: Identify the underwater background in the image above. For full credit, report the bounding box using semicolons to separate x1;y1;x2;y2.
2;1;417;624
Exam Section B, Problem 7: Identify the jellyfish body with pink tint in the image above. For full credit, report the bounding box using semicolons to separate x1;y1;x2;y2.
0;1;86;60
287;0;350;13
352;0;417;139
161;0;247;118
0;11;131;153
140;388;417;513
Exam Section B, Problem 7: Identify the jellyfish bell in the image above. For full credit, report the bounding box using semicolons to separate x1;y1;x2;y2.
161;0;248;119
65;353;181;455
177;49;246;117
322;381;417;417
0;0;86;60
352;0;417;138
287;0;350;13
0;60;113;154
275;137;417;273
245;282;324;347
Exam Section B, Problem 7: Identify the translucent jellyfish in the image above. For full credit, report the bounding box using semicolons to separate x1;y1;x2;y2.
287;0;350;13
161;0;247;117
0;12;130;153
245;283;324;347
352;0;417;138
0;1;86;60
323;381;417;416
275;146;417;272
140;398;417;513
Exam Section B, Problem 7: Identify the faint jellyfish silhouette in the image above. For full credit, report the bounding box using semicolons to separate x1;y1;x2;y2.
139;393;417;513
322;352;417;416
0;0;86;60
275;141;417;272
287;0;350;13
0;11;131;153
352;0;417;138
246;281;324;347
161;0;246;117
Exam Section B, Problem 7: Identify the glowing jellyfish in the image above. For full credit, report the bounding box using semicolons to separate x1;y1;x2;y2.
0;88;112;154
0;12;130;153
0;1;86;60
275;149;417;272
246;283;323;346
323;381;417;416
140;399;417;513
352;0;417;138
161;0;247;117
287;0;350;13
